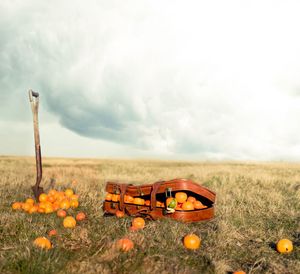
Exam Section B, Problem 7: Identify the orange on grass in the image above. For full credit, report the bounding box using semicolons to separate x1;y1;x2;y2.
276;239;293;253
117;238;134;252
60;199;70;210
39;201;52;209
22;203;32;212
12;202;22;210
44;206;54;214
182;201;195;211
70;199;79;208
33;237;52;249
183;234;201;250
194;200;206;209
57;209;67;218
129;226;139;232
115;210;125;218
55;192;66;201
28;205;39;214
70;194;79;200
175;192;188;203
187;196;196;203
25;198;35;205
37;207;45;213
48;189;57;197
52;202;60;211
47;195;55;203
76;212;86;221
48;229;57;237
132;217;145;229
39;193;48;203
133;197;145;205
233;271;246;274
65;188;74;197
105;193;113;201
63;216;76;228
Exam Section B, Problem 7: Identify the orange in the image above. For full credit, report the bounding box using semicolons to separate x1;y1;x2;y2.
57;209;67;218
175;192;188;203
48;229;57;237
44;205;54;214
39;193;48;203
156;201;164;207
59;199;70;210
115;210;125;218
70;194;79;200
48;189;57;197
12;202;22;210
38;202;47;209
144;200;151;206
105;193;113;201
132;217;145;229
47;195;55;203
39;201;52;209
63;216;76;228
111;194;120;202
117;238;134;252
187;196;196;203
33;237;52;249
124;195;134;203
175;204;183;211
129;226;139;232
22;203;32;212
182;201;195;211
233;271;246;274
28;205;39;214
55;192;65;201
65;188;74;197
25;198;35;205
276;239;293;253
52;202;60;211
37;207;45;213
76;212;86;221
194;200;206;209
133;197;145;205
183;234;201;250
70;199;79;208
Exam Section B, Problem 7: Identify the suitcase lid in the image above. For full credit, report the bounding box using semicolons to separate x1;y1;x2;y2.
105;178;216;203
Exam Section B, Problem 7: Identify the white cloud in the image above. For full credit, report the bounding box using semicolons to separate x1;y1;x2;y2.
0;0;300;160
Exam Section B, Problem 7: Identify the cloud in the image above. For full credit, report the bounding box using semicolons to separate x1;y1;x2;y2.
1;0;300;160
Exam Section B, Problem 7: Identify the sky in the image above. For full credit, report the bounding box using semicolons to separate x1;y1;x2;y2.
0;0;300;161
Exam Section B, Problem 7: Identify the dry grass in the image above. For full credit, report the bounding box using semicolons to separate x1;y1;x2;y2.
0;156;299;274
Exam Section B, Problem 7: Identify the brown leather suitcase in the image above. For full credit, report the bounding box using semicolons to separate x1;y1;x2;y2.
103;178;216;222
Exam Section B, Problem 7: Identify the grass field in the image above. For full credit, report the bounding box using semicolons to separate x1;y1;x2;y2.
0;156;299;274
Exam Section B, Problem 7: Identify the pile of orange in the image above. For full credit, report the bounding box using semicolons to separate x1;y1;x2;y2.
12;188;87;250
12;188;79;214
105;192;164;208
174;192;207;211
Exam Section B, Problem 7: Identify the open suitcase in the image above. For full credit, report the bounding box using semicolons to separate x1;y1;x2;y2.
103;178;216;222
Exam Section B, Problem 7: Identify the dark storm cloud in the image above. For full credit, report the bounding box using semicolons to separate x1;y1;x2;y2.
1;0;300;160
